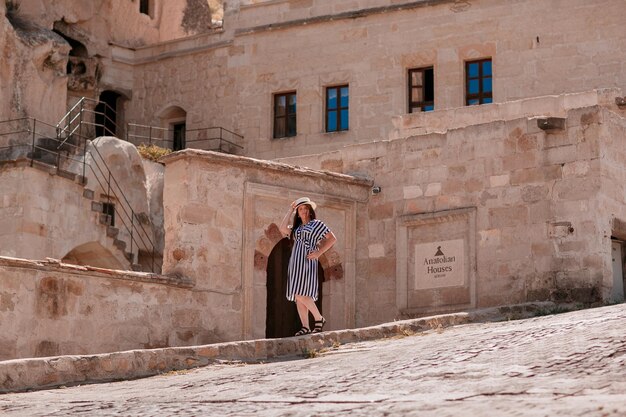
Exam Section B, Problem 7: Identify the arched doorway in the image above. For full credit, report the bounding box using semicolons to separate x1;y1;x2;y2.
265;238;323;338
61;241;125;270
158;106;187;151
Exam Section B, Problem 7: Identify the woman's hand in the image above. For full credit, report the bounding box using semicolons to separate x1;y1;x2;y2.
279;202;296;237
307;232;337;260
306;250;321;260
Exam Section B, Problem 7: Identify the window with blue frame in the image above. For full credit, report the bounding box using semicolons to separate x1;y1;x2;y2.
465;59;492;105
273;92;297;138
408;67;434;113
326;85;349;132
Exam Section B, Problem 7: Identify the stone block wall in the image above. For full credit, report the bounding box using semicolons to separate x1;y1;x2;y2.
597;106;626;297
161;150;371;339
0;163;127;268
0;257;197;361
125;0;626;160
279;94;626;322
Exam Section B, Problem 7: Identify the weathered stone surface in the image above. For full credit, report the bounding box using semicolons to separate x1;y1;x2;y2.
0;255;193;361
1;303;625;417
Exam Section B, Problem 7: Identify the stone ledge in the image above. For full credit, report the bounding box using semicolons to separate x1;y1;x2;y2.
0;311;472;394
236;0;458;36
160;149;374;188
0;256;192;289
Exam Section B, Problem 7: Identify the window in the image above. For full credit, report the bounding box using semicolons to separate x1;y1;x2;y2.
408;67;434;113
274;92;297;138
140;0;151;16
326;85;349;132
102;202;115;227
466;59;492;105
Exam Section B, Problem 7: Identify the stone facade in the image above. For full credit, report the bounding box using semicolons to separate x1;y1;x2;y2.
0;256;196;361
0;0;223;123
121;0;626;159
0;137;160;271
278;90;626;323
161;150;371;339
2;0;626;359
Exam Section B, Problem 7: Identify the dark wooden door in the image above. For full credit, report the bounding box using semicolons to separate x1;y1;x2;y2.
266;238;323;338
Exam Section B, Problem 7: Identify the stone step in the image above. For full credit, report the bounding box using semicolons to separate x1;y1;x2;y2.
99;213;112;226
106;226;119;239
29;159;57;174
113;239;126;251
36;137;76;153
28;148;59;166
56;169;76;181
83;189;95;200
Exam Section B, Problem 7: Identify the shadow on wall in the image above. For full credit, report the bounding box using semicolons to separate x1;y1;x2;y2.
62;241;124;270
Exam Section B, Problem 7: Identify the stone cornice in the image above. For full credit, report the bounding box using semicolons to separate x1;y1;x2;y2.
235;0;460;36
110;37;233;65
160;149;374;187
0;256;194;288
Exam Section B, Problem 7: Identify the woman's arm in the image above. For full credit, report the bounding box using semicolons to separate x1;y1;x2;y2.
278;204;295;237
307;231;337;260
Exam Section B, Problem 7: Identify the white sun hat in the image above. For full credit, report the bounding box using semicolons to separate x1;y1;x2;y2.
294;196;317;210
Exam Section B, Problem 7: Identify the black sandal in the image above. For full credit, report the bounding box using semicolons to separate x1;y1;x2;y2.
312;317;326;333
295;327;311;336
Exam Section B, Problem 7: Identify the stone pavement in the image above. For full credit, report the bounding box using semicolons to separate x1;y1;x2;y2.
1;303;625;416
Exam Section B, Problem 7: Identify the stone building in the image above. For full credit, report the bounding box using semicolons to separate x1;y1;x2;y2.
1;0;626;359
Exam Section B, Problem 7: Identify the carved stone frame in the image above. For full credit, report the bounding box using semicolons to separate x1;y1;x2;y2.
396;207;477;315
242;182;357;339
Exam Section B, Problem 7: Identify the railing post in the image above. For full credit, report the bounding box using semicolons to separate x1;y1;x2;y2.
107;168;111;204
130;213;134;261
80;100;87;182
149;125;152;146
30;118;36;166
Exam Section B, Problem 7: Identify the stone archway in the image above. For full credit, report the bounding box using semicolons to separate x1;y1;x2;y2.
158;105;187;151
62;241;125;270
254;223;343;338
264;238;326;338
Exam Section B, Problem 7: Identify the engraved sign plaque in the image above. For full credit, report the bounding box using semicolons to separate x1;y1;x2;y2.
414;239;465;290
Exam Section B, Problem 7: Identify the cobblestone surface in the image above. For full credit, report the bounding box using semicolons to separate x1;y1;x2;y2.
1;304;625;416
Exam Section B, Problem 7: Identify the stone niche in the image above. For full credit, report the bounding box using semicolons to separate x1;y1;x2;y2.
396;207;476;315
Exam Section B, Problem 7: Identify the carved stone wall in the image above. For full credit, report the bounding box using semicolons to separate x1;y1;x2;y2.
161;150;370;340
279;93;626;318
0;256;196;361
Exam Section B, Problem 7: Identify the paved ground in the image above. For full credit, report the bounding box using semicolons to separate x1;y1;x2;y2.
1;303;625;416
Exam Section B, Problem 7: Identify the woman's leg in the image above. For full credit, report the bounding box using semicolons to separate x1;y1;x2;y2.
295;299;310;330
295;295;323;322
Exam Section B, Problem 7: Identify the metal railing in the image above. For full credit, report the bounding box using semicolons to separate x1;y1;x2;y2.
0;111;158;272
0;117;77;173
1;97;244;272
127;123;244;154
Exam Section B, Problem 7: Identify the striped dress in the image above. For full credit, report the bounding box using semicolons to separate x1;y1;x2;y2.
286;219;331;302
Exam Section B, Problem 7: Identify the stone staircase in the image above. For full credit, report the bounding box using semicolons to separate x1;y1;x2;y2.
84;189;143;271
1;105;161;273
24;155;142;271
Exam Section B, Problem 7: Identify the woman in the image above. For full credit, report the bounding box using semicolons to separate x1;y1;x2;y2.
279;197;337;336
